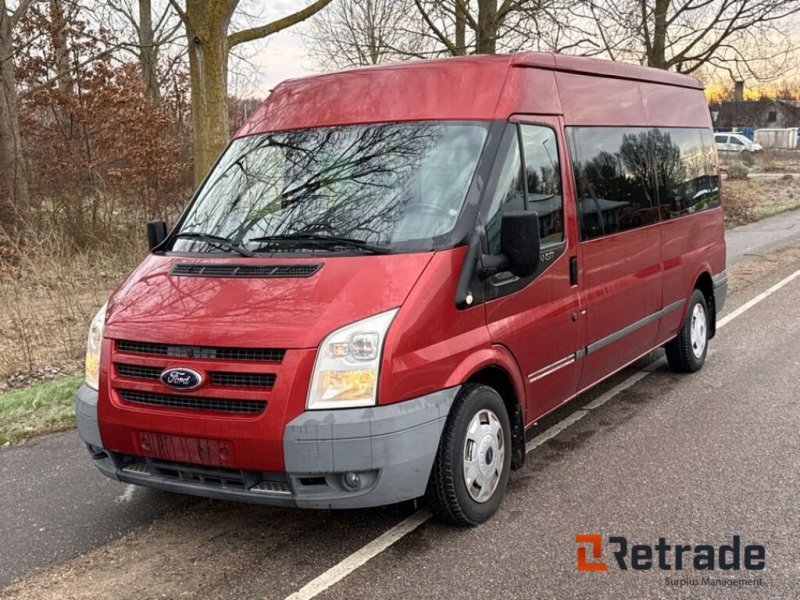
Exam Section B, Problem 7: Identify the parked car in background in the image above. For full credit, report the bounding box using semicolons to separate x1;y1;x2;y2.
715;132;763;154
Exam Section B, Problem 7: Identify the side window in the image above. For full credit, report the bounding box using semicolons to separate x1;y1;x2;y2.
657;128;706;220
519;124;563;245
714;134;727;144
485;128;525;255
730;136;744;146
699;129;721;210
568;127;659;239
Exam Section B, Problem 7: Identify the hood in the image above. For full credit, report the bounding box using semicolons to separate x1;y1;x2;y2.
105;253;434;349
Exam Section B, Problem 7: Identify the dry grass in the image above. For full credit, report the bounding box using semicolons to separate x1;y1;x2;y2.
723;175;800;228
0;223;147;386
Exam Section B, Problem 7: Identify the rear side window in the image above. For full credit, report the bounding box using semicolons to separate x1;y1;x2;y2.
568;127;659;239
714;134;727;144
485;124;563;253
568;126;720;240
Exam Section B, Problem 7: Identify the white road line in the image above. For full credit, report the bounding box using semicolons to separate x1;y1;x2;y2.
717;268;800;330
283;266;800;600
285;509;431;600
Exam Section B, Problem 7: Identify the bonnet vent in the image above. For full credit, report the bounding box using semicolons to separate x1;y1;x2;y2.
171;263;322;278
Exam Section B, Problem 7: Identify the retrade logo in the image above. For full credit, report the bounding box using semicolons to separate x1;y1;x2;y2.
160;367;204;391
576;534;766;572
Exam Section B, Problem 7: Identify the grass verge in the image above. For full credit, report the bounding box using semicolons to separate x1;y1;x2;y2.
0;375;82;445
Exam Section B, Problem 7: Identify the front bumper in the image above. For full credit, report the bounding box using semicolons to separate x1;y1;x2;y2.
76;383;457;509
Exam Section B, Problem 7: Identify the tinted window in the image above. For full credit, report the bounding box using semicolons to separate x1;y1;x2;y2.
714;134;727;144
568;127;660;239
520;124;563;245
569;127;721;238
729;136;744;146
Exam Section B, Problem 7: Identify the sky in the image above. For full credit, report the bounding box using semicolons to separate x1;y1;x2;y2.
229;0;322;99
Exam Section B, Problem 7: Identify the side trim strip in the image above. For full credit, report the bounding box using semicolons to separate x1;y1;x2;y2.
528;355;576;383
586;299;684;355
526;299;686;384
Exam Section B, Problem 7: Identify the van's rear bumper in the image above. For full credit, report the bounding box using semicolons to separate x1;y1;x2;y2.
76;384;457;509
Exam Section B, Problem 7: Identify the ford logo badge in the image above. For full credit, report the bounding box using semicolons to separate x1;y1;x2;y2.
160;367;204;391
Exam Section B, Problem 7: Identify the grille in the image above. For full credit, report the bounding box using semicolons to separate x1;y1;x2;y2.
116;364;276;389
171;263;321;278
116;340;285;362
210;372;276;388
116;364;161;380
119;389;266;415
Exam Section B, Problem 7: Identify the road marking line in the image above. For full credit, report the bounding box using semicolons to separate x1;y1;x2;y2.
283;266;800;600
717;268;800;330
285;509;431;600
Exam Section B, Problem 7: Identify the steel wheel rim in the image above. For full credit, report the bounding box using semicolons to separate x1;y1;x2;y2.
462;408;505;503
690;303;707;359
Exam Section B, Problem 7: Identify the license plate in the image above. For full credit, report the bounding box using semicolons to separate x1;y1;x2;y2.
138;432;233;467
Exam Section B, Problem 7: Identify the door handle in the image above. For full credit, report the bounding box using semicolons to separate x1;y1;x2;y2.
569;256;579;286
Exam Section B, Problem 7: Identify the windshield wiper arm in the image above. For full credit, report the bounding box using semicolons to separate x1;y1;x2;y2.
172;232;253;257
248;233;391;254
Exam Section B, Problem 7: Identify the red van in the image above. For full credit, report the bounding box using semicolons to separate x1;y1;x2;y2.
77;53;726;525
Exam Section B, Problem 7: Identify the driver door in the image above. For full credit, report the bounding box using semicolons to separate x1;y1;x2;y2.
483;117;584;422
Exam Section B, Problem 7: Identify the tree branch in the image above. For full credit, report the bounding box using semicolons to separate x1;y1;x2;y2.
228;0;333;48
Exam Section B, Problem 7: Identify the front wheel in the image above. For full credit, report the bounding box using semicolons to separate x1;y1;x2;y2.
425;384;512;526
665;289;709;373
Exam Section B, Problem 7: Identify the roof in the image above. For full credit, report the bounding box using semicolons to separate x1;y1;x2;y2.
236;52;707;137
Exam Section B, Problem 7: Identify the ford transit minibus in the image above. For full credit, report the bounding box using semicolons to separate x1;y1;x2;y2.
77;53;727;525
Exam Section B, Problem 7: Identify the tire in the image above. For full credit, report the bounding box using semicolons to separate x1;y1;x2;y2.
425;383;512;526
665;289;709;373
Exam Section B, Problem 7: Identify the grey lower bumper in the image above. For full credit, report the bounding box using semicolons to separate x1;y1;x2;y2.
76;384;458;510
713;270;728;313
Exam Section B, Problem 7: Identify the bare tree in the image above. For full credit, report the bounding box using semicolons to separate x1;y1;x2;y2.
304;0;423;69
0;0;37;239
167;0;333;186
105;0;184;105
573;0;800;79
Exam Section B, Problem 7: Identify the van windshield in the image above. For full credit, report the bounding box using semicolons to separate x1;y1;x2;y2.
172;121;489;254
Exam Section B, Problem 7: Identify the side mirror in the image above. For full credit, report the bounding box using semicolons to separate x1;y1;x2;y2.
147;219;167;251
500;211;540;278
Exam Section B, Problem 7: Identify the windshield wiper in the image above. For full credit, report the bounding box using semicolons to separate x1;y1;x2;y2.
172;232;253;257
248;233;391;255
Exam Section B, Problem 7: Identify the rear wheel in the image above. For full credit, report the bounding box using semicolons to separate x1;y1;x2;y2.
425;384;512;526
666;289;709;373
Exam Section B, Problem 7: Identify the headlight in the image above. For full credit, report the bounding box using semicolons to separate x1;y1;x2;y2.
84;302;108;390
307;308;398;410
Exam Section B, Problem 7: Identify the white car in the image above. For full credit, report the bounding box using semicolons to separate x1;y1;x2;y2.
714;133;764;153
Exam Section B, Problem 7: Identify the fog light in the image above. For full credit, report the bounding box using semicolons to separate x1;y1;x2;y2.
343;471;360;490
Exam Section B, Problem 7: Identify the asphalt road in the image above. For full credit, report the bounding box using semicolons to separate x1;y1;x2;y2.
1;209;799;597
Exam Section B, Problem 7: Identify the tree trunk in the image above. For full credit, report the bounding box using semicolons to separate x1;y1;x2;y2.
647;0;670;69
138;0;161;105
476;0;497;54
455;0;466;56
0;5;29;239
185;0;235;187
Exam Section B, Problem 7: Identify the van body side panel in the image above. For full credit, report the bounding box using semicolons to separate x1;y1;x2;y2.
658;208;725;341
577;227;663;390
639;83;715;129
494;68;564;117
555;72;648;126
379;248;498;405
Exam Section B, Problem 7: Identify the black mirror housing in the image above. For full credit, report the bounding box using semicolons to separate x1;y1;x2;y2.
147;219;167;251
500;211;540;278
